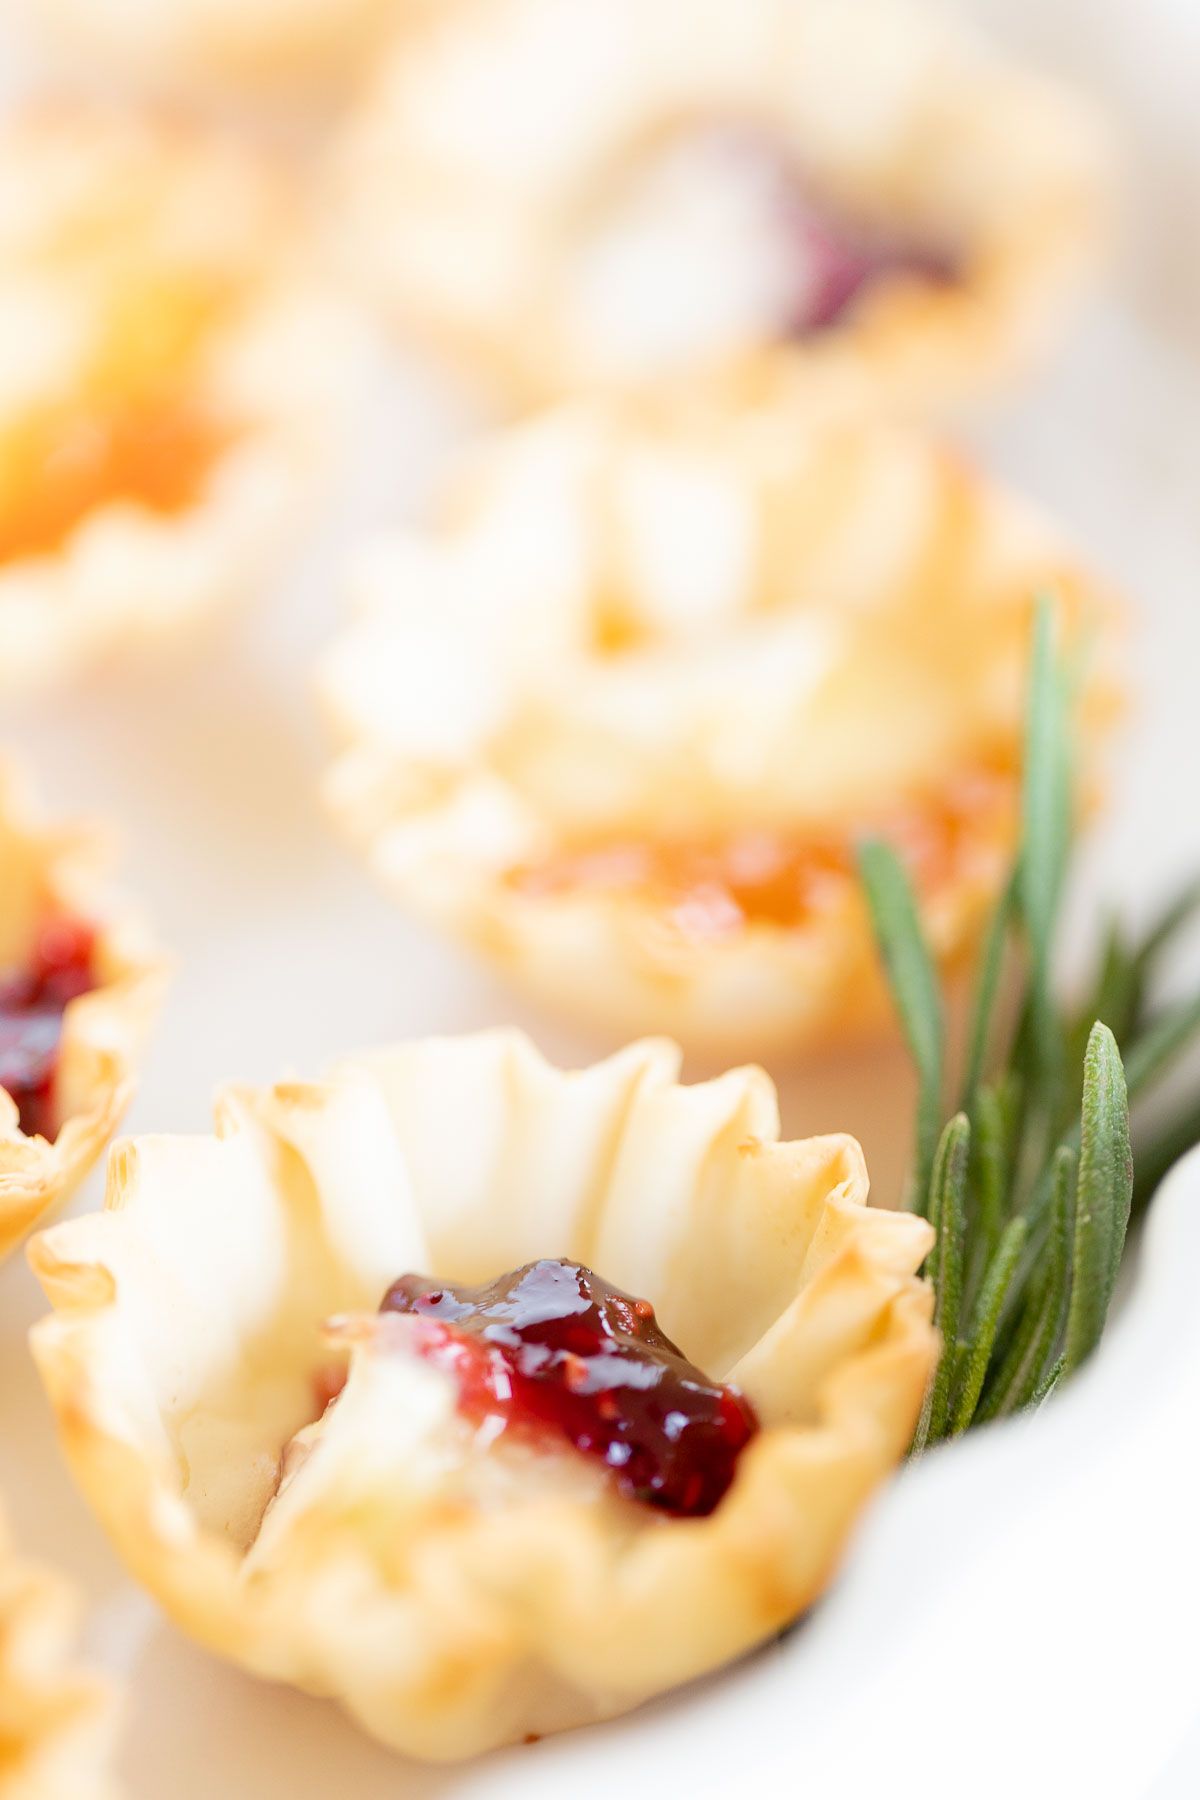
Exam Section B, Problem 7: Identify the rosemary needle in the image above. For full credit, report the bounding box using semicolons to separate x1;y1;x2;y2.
857;837;944;1215
860;596;1200;1449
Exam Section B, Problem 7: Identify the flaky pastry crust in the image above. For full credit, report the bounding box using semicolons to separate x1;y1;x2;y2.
0;100;364;690
28;0;410;98
30;1030;934;1759
0;762;165;1260
336;0;1110;418
320;408;1119;1057
0;1510;118;1800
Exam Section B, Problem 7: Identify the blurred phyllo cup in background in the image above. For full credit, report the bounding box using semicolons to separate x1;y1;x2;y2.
319;407;1120;1060
335;0;1111;420
0;100;367;692
0;759;165;1261
22;0;413;104
0;1509;119;1800
28;1031;934;1759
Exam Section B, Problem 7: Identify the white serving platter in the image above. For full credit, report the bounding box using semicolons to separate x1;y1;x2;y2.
1;0;1200;1793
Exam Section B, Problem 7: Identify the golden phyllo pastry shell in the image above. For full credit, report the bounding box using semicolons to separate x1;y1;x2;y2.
337;0;1110;417
320;408;1118;1058
29;0;406;98
0;1511;118;1800
0;764;164;1261
30;1031;934;1759
0;101;364;690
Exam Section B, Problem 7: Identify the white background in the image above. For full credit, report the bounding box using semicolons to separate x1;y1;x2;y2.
1;0;1199;1792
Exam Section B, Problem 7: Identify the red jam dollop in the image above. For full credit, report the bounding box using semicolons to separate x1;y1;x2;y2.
380;1259;759;1518
706;125;956;338
783;192;956;336
0;918;96;1139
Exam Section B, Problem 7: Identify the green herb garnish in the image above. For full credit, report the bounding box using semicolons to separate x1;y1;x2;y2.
859;596;1200;1449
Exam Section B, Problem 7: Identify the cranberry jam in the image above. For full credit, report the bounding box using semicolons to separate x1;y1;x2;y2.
783;192;954;336
380;1259;759;1517
0;918;96;1139
711;124;956;338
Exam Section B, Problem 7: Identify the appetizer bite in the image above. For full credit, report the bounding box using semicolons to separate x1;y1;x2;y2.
337;0;1109;418
29;1031;934;1759
0;763;163;1260
0;1509;118;1800
320;409;1118;1057
0;100;362;690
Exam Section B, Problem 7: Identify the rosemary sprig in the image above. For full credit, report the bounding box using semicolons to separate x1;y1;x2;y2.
859;596;1200;1449
858;838;945;1212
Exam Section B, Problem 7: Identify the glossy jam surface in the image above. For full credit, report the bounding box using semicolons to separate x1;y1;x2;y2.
0;397;225;564
510;763;1016;939
0;275;229;565
714;126;957;339
781;188;955;337
0;918;96;1138
380;1259;759;1517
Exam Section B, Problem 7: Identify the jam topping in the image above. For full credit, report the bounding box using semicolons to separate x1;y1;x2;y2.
725;127;957;338
574;123;957;376
0;918;96;1139
779;185;956;337
0;396;226;564
509;762;1016;939
0;275;230;566
380;1259;758;1517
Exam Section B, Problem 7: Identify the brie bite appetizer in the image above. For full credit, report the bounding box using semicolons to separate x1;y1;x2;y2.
0;1512;118;1800
0;101;363;690
320;409;1118;1057
0;762;164;1261
30;1031;934;1759
337;0;1109;417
